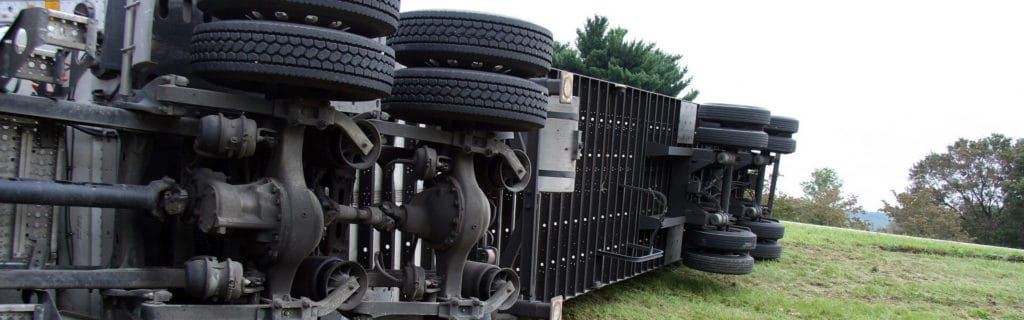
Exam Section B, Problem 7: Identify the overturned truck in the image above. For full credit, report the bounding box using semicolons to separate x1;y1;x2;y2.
0;1;799;319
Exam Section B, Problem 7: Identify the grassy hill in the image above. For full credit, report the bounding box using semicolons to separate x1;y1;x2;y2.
563;222;1024;320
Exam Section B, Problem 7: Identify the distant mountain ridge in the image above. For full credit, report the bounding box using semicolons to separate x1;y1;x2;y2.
850;211;891;231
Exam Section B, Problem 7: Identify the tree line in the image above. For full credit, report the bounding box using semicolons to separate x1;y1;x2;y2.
774;134;1024;249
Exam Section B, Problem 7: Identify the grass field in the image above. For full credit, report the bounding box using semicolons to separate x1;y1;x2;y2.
562;222;1024;320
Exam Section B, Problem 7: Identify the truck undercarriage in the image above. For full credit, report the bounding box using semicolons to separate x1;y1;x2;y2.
0;1;799;319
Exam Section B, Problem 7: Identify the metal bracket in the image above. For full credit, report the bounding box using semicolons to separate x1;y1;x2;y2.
352;281;516;319
451;133;527;180
41;10;95;53
559;71;574;104
597;244;664;263
155;82;275;115
677;101;698;145
0;303;42;319
369;120;527;179
136;275;354;320
31;290;62;320
152;79;373;156
12;48;66;84
334;115;374;156
550;296;564;320
102;289;174;303
117;75;191;116
270;276;359;319
530;71;573;104
0;7;96;86
272;102;374;155
646;143;695;158
637;214;686;230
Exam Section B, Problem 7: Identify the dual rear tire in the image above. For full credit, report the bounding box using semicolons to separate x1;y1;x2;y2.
682;227;757;274
693;103;770;149
190;4;555;131
682;220;786;272
737;218;785;260
382;10;555;131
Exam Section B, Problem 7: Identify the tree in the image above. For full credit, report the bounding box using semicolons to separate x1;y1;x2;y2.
909;134;1023;245
553;15;699;100
771;168;869;230
997;144;1024;248
881;189;970;241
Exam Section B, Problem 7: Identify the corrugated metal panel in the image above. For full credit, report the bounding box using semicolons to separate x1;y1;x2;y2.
505;72;682;301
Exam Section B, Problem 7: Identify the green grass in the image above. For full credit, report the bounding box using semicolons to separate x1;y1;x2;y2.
563;222;1024;320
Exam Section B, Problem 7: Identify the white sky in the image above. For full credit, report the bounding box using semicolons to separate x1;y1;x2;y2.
402;0;1024;210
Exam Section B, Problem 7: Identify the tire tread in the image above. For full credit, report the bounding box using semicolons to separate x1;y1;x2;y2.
190;20;395;100
388;10;554;77
766;116;800;134
751;240;783;260
682;250;755;275
698;103;772;126
695;127;769;149
686;228;757;252
765;136;797;154
383;68;548;131
737;219;786;240
197;0;400;38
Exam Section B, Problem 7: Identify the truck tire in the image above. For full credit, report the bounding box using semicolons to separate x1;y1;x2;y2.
382;68;548;131
764;136;797;154
736;218;785;240
750;240;782;260
694;127;768;149
388;10;554;77
682;250;754;275
766;115;799;136
698;103;771;126
190;20;395;101
196;0;400;38
685;227;757;252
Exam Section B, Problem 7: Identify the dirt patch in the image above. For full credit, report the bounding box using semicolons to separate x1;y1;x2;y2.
877;245;1024;263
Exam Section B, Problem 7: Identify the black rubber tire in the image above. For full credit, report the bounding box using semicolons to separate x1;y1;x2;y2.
196;0;400;38
764;136;797;154
388;10;554;77
685;227;757;252
190;20;395;101
737;218;785;240
698;103;772;126
682;250;754;275
382;68;548;131
750;240;782;260
694;127;768;149
766;116;799;135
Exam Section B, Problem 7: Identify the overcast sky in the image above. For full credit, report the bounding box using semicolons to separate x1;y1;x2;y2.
402;0;1024;210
